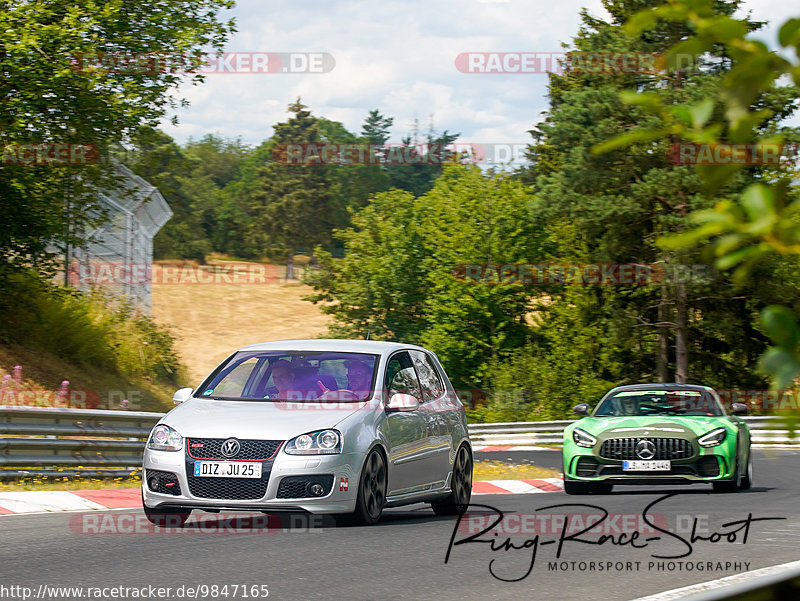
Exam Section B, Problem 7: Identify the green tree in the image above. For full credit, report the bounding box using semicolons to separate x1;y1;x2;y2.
247;100;336;276
418;168;541;389
124;127;212;261
305;166;542;390
0;0;234;273
387;130;460;197
304;187;428;340
522;0;795;393
596;0;800;390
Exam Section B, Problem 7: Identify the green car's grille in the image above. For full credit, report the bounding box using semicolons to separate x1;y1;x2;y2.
599;437;694;461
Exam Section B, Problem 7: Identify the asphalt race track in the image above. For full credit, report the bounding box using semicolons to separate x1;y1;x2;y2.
1;449;799;601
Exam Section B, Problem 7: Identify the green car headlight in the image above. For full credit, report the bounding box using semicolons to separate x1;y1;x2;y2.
698;427;727;447
572;428;597;448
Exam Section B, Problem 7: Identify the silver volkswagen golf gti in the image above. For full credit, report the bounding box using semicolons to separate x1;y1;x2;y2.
142;339;472;526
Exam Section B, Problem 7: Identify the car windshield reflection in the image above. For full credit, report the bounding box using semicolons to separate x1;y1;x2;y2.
196;351;379;402
594;390;724;416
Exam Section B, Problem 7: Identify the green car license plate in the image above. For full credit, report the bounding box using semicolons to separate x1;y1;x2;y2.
622;460;670;471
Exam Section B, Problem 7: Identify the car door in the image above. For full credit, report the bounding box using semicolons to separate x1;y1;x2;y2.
384;351;439;495
409;350;453;486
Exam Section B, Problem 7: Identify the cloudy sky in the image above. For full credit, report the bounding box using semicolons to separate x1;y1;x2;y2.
160;0;799;156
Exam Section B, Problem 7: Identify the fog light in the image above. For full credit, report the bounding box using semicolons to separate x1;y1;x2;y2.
149;477;159;490
310;483;325;496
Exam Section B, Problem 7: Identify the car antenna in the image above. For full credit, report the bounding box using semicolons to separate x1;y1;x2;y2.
365;331;371;340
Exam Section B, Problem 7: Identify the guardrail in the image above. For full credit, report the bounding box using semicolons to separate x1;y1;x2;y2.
0;407;797;479
0;405;163;479
468;416;799;447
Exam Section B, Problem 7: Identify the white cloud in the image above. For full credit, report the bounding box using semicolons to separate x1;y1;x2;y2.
160;0;800;148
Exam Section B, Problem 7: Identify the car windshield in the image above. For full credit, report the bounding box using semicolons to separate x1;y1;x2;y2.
594;390;724;417
197;351;379;402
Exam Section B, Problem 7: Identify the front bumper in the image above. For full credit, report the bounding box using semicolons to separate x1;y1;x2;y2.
142;448;360;513
563;448;735;484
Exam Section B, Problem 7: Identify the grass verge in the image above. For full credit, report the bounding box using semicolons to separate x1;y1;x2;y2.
473;459;560;480
0;476;142;492
0;460;560;493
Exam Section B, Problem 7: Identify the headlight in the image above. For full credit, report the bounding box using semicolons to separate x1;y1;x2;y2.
284;429;342;455
572;428;597;448
698;427;727;447
147;424;183;451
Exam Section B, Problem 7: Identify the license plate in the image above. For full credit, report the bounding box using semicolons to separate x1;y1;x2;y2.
193;461;262;478
622;460;671;471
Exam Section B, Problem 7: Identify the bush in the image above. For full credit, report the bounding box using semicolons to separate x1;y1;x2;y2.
0;268;182;384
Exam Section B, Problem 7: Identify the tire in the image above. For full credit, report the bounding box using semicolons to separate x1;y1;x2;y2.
142;503;191;527
713;449;741;493
432;445;473;516
343;449;387;526
739;449;753;490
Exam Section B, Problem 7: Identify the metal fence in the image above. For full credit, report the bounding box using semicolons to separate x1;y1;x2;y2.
64;163;172;312
468;416;799;447
0;406;163;479
0;407;797;479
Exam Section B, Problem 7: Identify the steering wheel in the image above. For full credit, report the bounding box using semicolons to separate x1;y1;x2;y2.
319;389;359;401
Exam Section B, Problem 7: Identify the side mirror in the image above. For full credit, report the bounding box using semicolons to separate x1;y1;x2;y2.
573;403;590;415
387;393;420;412
172;388;194;405
731;402;749;416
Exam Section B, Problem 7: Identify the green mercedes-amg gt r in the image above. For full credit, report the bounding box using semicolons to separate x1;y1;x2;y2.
562;383;752;494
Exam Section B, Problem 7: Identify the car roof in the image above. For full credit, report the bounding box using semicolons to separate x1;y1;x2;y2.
607;383;714;393
236;338;426;355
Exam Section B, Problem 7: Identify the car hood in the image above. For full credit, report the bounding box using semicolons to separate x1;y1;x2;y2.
158;399;367;440
574;415;731;440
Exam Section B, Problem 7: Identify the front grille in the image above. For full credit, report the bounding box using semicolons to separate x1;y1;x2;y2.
599;437;694;461
187;438;282;461
146;469;181;496
187;474;270;500
277;475;334;499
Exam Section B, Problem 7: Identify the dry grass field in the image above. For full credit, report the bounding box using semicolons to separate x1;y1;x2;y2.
150;261;333;386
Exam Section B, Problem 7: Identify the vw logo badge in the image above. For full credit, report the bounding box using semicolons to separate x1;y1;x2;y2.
635;439;656;460
221;438;241;458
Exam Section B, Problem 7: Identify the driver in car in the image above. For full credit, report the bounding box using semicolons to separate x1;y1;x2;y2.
346;361;372;397
271;361;299;400
620;396;640;415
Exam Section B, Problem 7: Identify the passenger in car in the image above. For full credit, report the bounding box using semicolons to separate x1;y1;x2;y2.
346;360;373;396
